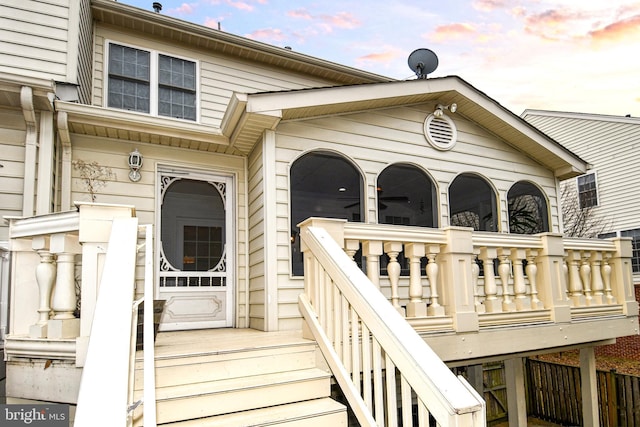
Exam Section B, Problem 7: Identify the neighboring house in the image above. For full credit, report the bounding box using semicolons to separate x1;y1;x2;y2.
523;109;640;359
0;1;637;426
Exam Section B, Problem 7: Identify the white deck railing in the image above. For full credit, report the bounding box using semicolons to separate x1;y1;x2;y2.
299;224;486;427
323;219;637;332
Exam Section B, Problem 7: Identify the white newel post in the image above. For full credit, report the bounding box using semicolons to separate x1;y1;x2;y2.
609;237;638;316
441;227;479;332
537;234;571;323
48;232;81;338
30;236;56;338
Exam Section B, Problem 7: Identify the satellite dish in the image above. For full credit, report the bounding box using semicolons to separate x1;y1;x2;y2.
408;48;438;79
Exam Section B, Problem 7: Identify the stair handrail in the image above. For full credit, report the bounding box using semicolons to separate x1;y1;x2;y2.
75;217;142;426
127;224;157;426
299;224;486;427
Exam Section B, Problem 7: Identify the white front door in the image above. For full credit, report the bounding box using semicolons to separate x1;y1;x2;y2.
156;169;234;330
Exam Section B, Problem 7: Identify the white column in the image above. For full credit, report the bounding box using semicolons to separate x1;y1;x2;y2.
580;347;599;427
505;357;527;427
384;241;403;314
362;240;383;290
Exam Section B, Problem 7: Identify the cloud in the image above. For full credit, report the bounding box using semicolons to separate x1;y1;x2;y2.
589;14;640;42
169;3;196;15
288;9;312;20
319;12;360;30
427;23;477;42
203;17;222;29
523;8;593;41
245;28;287;42
356;50;402;66
473;0;508;12
226;0;254;11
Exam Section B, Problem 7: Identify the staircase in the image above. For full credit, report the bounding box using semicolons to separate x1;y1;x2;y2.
132;328;347;426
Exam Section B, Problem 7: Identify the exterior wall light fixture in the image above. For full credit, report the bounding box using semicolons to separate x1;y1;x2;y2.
128;148;143;182
434;103;457;117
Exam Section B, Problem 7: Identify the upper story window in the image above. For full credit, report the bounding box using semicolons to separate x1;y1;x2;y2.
107;43;197;121
620;229;640;274
577;172;598;209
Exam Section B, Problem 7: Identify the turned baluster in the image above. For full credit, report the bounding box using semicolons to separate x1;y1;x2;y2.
51;252;78;319
344;239;360;264
498;248;515;312
384;242;403;313
404;243;426;317
30;237;56;338
479;247;501;313
579;251;593;305
589;251;605;305
426;245;444;316
472;255;485;313
511;249;531;311
362;240;383;290
602;253;616;304
526;250;543;309
566;250;586;306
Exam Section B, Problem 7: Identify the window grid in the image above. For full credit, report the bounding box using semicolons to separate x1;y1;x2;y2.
108;44;150;113
107;42;197;121
621;228;640;273
577;173;598;209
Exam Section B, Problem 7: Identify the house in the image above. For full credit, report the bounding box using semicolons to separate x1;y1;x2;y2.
523;109;640;360
0;1;637;426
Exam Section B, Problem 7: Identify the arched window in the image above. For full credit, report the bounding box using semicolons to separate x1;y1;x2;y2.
377;164;437;227
290;151;363;275
449;173;498;231
507;181;549;234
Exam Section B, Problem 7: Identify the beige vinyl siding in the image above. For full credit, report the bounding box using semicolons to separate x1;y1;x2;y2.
0;0;71;81
0;110;27;241
93;27;344;128
525;113;640;232
247;142;266;330
272;104;560;329
76;0;93;104
70;136;249;324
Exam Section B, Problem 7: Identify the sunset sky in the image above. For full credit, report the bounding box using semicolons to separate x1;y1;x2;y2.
121;0;640;117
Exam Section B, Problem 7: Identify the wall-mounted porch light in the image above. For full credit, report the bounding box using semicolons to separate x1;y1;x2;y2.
128;149;143;182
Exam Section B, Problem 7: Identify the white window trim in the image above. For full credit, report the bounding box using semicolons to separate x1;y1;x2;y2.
103;39;200;122
576;171;599;209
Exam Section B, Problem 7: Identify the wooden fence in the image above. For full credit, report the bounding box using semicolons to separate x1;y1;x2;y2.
526;358;640;426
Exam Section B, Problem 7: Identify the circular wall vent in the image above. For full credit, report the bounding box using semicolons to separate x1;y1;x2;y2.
423;114;457;151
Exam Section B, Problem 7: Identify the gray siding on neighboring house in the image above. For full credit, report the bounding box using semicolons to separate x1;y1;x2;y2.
273;104;561;329
0;0;72;82
524;111;640;232
0;110;27;241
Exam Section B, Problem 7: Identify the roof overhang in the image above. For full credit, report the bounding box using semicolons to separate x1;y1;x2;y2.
56;101;233;152
91;0;392;86
0;72;55;111
223;76;587;179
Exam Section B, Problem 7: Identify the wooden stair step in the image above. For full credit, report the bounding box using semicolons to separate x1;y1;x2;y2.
160;397;347;426
135;344;317;389
149;368;332;424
